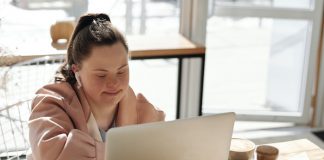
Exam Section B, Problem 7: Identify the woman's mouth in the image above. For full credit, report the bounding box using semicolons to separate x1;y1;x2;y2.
103;90;121;96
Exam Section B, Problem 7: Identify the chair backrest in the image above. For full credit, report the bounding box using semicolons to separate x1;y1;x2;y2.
0;55;65;159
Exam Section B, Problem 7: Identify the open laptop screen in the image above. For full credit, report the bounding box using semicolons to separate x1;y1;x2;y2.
105;112;235;160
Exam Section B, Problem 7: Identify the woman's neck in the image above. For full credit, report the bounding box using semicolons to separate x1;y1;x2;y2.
75;86;118;131
91;103;118;131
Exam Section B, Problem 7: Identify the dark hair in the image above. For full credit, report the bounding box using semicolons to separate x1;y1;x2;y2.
55;13;129;85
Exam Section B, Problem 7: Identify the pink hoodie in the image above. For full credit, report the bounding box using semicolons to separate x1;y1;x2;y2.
28;82;164;160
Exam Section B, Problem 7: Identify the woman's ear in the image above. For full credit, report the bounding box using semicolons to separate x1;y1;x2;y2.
71;64;79;73
75;72;82;88
71;64;82;88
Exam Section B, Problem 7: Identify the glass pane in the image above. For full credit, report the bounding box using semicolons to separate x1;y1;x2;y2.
92;0;180;35
0;0;180;52
212;0;313;9
129;59;178;120
203;17;310;115
0;0;179;119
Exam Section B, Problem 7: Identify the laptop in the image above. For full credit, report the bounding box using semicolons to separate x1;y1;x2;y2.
105;112;235;160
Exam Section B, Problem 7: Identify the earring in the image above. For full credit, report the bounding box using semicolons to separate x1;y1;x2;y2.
75;72;82;88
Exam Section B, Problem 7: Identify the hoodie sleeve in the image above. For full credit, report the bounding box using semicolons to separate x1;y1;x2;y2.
28;95;104;160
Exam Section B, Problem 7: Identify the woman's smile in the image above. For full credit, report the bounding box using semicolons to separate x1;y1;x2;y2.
102;90;122;96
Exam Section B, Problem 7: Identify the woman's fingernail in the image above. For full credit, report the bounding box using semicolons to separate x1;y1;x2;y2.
137;93;148;102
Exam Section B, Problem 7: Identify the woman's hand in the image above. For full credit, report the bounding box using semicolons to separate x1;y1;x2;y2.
136;93;165;123
115;86;138;126
116;87;165;126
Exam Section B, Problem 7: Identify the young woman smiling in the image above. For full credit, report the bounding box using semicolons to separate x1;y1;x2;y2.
28;13;165;160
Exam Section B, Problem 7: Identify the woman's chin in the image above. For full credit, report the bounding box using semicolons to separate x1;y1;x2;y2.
101;93;121;104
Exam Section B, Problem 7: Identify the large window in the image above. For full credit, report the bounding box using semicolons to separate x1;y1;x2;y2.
204;17;308;113
0;0;180;49
203;0;323;123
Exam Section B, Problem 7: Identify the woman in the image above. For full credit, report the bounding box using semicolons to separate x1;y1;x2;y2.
28;13;165;160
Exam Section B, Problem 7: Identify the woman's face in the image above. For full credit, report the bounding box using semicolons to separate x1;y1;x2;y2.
77;42;129;107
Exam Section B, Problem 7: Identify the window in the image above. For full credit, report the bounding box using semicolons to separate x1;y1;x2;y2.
130;59;178;120
0;0;180;120
204;17;309;114
203;0;323;123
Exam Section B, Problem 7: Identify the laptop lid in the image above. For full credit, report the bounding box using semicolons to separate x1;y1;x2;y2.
105;112;235;160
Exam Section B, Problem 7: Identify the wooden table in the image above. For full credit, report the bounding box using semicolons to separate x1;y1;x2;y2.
266;139;324;160
0;34;205;65
0;34;206;118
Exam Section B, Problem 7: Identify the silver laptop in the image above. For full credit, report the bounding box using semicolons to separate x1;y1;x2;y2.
105;112;235;160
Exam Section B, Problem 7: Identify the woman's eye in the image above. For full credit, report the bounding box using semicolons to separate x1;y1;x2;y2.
97;75;106;78
118;69;128;75
117;71;125;75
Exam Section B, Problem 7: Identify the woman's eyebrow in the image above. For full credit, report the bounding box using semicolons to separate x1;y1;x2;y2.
93;64;128;72
118;64;129;70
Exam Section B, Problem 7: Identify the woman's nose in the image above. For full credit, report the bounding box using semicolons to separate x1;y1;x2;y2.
106;76;118;88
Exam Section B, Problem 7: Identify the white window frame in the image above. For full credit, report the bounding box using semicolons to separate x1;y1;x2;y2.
178;0;208;119
179;0;324;124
